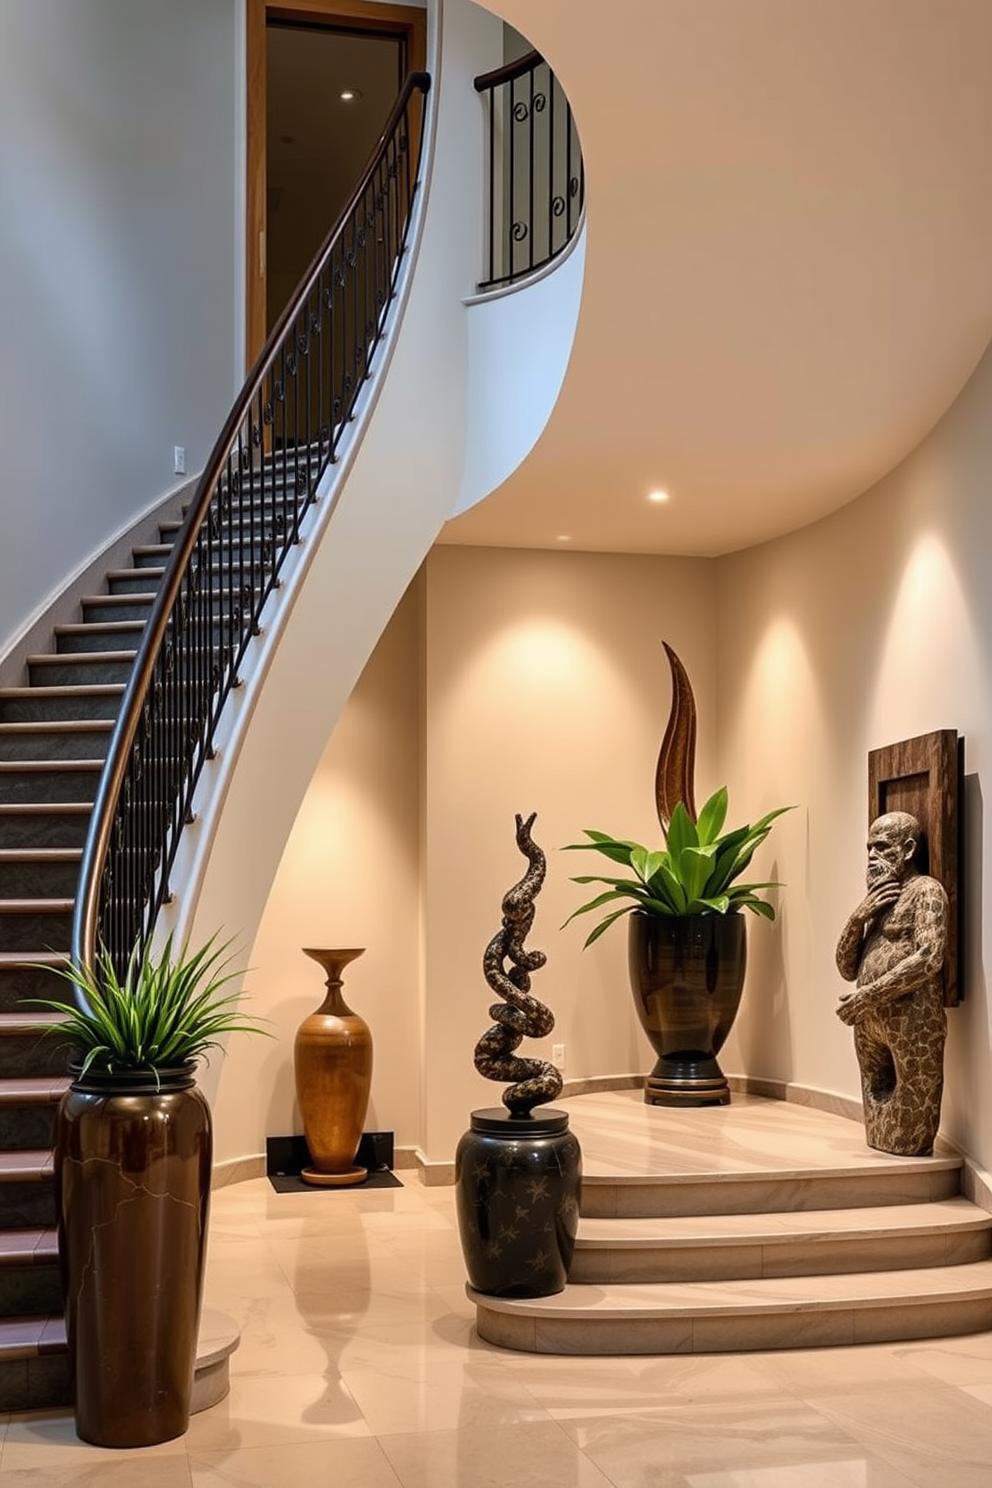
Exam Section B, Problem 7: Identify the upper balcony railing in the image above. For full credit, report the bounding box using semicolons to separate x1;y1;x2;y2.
475;49;584;292
73;72;431;979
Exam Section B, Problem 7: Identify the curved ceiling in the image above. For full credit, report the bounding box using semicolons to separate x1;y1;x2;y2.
442;0;992;556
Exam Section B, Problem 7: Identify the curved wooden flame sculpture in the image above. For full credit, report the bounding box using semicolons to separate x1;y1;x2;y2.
473;812;562;1117
655;640;698;831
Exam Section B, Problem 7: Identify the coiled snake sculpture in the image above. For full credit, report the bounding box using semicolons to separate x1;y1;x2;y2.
474;812;562;1117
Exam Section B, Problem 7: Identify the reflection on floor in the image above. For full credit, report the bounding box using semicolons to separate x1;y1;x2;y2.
1;1097;991;1486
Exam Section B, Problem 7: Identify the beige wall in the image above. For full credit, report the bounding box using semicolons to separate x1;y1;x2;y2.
239;577;424;1152
249;544;719;1165
421;546;719;1158
717;341;992;1172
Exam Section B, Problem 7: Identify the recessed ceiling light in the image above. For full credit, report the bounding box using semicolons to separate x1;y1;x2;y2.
340;88;363;102
648;488;670;504
556;534;572;543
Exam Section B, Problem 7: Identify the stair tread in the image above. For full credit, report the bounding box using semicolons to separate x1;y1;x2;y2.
0;1074;70;1104
81;592;156;605
105;568;165;580
54;621;145;636
0;1226;58;1264
0;721;113;735
0;950;64;966
0;685;125;699
472;1258;992;1319
0;1011;71;1034
576;1196;992;1248
0;849;82;860
27;651;137;665
0;1313;65;1358
0;898;74;912
0;1149;54;1180
0;803;91;815
0;759;102;772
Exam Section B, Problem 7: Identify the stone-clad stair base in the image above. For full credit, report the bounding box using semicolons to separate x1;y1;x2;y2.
469;1091;992;1355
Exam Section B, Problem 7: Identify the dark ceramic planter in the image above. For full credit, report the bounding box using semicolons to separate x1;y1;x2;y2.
628;910;747;1106
55;1063;212;1447
455;1107;581;1297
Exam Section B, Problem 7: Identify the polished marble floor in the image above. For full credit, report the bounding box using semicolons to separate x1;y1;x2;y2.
2;1099;992;1486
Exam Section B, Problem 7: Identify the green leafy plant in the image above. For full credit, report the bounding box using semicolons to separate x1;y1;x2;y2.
32;932;267;1079
564;786;792;947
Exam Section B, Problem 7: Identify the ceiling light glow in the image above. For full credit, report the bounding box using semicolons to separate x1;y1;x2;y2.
648;489;670;504
340;89;363;102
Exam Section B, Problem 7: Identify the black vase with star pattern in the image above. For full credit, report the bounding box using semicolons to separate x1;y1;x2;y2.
455;1106;581;1297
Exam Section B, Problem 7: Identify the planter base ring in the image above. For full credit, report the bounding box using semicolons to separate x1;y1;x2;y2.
301;1164;368;1187
646;1053;731;1107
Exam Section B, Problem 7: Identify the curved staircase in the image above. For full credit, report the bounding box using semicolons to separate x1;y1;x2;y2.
0;495;266;1410
471;1090;992;1355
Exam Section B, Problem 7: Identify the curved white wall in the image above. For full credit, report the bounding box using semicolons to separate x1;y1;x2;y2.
455;226;586;516
0;0;243;656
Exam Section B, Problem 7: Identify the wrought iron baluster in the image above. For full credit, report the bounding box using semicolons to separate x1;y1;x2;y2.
474;52;582;291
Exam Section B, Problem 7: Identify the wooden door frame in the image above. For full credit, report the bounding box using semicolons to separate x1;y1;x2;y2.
246;0;427;370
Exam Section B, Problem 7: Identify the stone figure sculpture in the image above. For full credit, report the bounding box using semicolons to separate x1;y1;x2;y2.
835;811;948;1156
473;811;562;1117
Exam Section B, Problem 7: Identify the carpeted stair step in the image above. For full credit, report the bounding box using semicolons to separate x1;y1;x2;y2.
0;760;102;806
0;684;125;725
0;951;67;1010
0;899;74;954
80;591;157;624
0;1229;62;1319
0;720;113;763
0;804;93;850
26;652;137;689
54;620;146;654
0;1150;56;1228
0;849;82;899
106;566;166;594
0;1013;73;1078
0;1074;70;1151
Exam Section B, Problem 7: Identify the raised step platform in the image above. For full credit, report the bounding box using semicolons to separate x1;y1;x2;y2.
470;1090;992;1355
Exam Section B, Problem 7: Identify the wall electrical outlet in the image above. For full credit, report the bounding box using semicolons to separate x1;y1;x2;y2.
173;445;186;475
552;1043;566;1070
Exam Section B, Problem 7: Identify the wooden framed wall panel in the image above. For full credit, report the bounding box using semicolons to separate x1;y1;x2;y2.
245;0;427;370
868;728;961;1006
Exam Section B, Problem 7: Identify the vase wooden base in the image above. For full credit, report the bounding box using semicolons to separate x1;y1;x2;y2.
301;1164;367;1187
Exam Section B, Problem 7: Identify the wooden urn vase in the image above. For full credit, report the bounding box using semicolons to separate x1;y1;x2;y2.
294;948;373;1186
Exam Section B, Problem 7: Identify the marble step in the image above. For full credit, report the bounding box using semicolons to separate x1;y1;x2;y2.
0;1306;239;1414
570;1197;992;1283
471;1258;992;1356
580;1153;963;1218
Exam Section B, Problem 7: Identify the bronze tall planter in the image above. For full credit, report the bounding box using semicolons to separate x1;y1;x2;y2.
55;1063;211;1447
629;910;747;1106
294;948;373;1186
